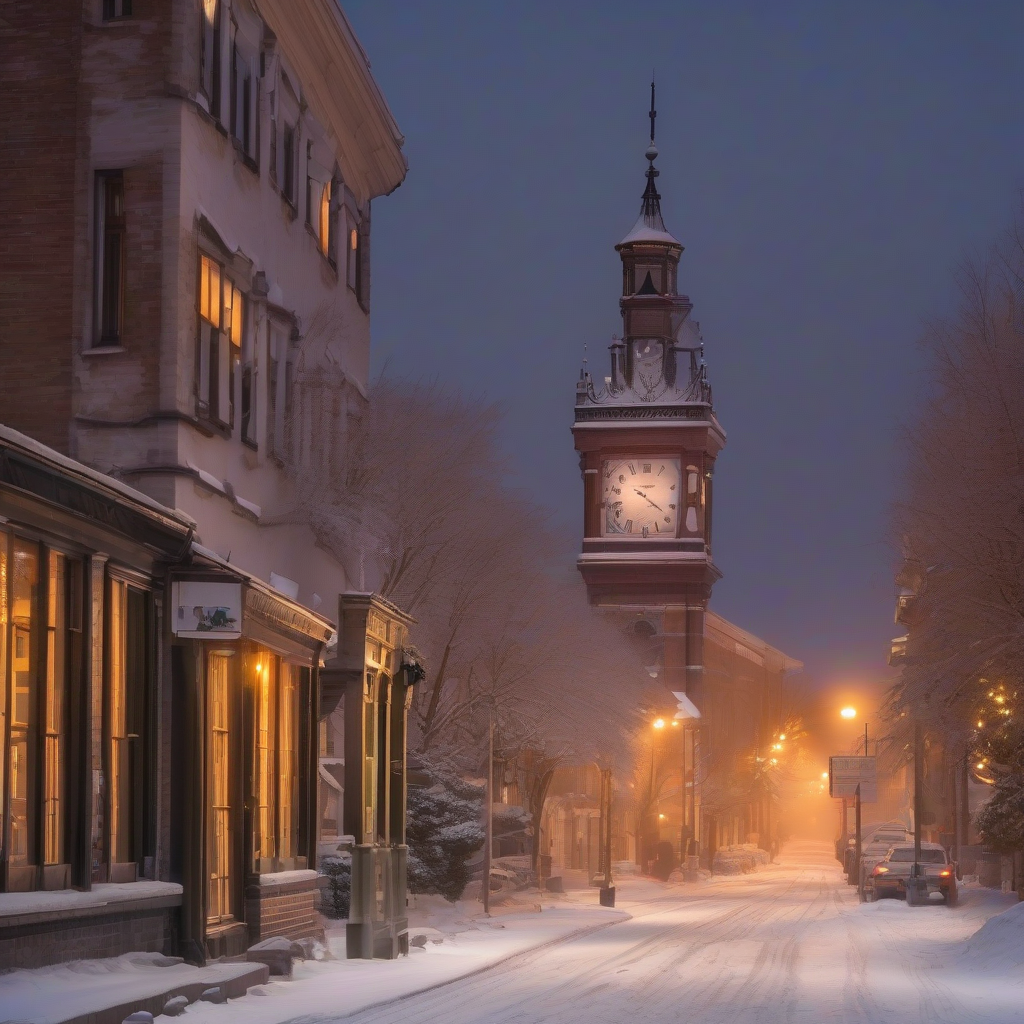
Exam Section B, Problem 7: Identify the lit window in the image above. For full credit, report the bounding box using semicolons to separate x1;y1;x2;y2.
319;180;332;259
1;535;84;890
345;211;359;292
250;651;303;872
196;254;243;428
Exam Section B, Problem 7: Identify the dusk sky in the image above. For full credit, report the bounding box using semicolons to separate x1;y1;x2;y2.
344;1;1024;689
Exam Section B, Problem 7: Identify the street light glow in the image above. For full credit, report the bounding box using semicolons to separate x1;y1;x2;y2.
652;718;665;730
840;707;857;719
821;771;829;778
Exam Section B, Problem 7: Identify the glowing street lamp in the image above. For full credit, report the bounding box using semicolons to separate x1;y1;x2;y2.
840;707;857;720
652;718;666;730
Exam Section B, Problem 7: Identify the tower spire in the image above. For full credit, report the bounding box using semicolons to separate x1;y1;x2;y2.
640;80;665;230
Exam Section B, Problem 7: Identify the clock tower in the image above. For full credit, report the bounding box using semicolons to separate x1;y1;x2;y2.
573;86;726;701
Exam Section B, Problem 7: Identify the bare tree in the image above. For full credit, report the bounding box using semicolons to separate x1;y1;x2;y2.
888;206;1024;761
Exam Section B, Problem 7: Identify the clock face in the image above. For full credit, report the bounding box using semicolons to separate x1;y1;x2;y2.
602;458;681;538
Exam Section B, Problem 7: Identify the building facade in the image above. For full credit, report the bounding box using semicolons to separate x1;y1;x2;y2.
0;0;408;966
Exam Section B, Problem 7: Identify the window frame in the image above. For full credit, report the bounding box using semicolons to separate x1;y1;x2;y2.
200;0;222;120
0;532;85;893
94;171;126;348
102;573;152;883
196;253;244;431
102;0;133;19
247;647;304;874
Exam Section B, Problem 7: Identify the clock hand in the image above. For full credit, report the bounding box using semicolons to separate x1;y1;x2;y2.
633;488;664;512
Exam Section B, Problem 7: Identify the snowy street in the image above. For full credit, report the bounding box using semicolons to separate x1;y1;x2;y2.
319;841;1021;1024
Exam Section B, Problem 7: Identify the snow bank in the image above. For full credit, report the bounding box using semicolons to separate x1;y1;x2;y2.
962;897;1024;972
712;843;770;875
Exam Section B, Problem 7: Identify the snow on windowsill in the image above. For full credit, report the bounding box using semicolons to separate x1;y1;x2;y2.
0;880;183;919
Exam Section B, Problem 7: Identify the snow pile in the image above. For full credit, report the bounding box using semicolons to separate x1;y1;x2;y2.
712;843;770;875
961;897;1024;972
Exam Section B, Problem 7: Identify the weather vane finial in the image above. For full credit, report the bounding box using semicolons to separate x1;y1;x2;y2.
640;81;663;225
649;79;656;144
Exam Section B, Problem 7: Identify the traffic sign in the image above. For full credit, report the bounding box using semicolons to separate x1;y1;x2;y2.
829;756;877;802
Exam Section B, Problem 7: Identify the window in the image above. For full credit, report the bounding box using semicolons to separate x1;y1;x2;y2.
318;179;333;261
267;324;293;462
9;539;38;871
95;172;125;346
281;124;296;205
102;0;132;17
305;141;313;227
207;651;233;923
240;318;257;448
200;0;221;119
1;535;82;890
230;38;258;163
345;209;359;293
106;578;148;880
249;649;303;872
196;254;243;428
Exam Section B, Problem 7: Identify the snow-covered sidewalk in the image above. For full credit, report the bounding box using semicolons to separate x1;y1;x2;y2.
6;846;1024;1024
0;889;628;1024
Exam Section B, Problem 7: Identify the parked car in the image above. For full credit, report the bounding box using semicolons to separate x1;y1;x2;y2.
869;842;957;905
843;824;910;883
859;839;902;889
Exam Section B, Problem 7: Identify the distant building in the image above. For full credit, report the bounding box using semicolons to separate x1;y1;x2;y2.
0;0;408;966
538;613;800;878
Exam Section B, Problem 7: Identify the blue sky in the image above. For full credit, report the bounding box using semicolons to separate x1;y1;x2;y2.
343;0;1024;688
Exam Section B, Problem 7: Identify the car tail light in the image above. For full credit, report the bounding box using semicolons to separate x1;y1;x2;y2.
873;866;889;875
939;869;951;877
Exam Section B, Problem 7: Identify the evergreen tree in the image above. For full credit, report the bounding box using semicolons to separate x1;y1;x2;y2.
407;770;485;902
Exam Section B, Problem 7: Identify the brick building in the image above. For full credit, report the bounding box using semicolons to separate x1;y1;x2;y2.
0;0;409;966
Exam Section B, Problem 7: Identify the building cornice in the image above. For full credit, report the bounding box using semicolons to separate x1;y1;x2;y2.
255;0;407;204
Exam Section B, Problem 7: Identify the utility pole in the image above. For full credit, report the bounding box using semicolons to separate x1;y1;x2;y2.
855;782;862;899
912;717;923;904
483;713;493;916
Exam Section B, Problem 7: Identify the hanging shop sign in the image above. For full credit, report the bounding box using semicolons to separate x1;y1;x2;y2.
829;756;877;802
171;581;243;638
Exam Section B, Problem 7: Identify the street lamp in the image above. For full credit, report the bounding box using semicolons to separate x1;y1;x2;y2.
840;707;857;720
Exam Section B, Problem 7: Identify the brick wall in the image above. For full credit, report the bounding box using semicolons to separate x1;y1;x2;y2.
245;880;323;944
0;905;177;970
0;0;84;453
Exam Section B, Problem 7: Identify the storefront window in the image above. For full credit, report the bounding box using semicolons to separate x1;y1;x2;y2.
1;537;81;887
44;552;68;866
10;539;39;868
249;649;304;872
278;663;299;861
207;651;233;924
253;653;277;869
106;577;149;878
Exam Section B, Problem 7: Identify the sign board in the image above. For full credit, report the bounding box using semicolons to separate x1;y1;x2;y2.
171;581;243;639
671;691;702;721
829;756;877;802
